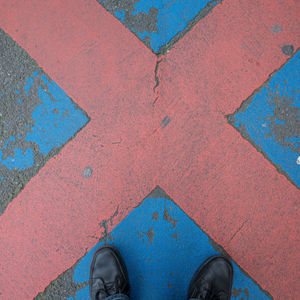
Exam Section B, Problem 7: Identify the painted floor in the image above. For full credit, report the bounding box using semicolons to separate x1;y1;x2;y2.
229;51;300;188
0;0;299;299
69;194;271;300
0;29;89;214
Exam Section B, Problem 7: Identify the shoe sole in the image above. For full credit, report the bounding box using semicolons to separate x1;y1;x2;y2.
187;255;233;300
89;244;130;300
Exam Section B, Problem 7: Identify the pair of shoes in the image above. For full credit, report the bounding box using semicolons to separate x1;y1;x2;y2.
89;245;233;300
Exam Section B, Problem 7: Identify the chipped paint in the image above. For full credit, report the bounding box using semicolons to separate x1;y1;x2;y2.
232;287;250;299
152;212;159;220
271;24;282;33
281;45;294;56
25;74;88;155
82;166;93;178
34;257;89;300
99;0;220;53
138;227;154;244
1;1;299;299
0;147;34;170
67;197;271;299
0;29;89;215
229;51;300;187
163;206;177;228
161;116;171;129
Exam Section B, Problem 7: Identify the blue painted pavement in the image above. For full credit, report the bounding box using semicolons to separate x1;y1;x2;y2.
0;65;89;214
0;71;89;169
233;51;300;188
69;197;271;300
25;72;88;155
0;146;34;170
99;0;219;53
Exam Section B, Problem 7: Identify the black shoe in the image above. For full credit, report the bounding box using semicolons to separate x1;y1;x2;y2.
89;245;130;300
187;256;233;300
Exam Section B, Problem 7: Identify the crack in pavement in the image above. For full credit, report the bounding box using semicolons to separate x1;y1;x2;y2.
153;58;163;106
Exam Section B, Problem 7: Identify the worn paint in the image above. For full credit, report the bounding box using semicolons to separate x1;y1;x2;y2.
229;51;300;187
25;74;88;155
0;147;34;170
281;45;294;56
0;28;89;214
82;166;93;178
0;0;299;299
34;265;88;300
99;0;220;53
68;197;271;300
150;1;300;298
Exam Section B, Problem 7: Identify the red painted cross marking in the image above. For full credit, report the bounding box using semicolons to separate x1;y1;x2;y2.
0;0;299;299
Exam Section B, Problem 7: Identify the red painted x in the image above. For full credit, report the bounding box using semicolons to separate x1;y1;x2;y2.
0;0;299;299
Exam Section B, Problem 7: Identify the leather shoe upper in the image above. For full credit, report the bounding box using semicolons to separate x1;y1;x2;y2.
89;246;130;300
188;256;233;300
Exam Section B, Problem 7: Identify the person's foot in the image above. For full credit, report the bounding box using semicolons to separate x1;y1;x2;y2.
89;245;130;300
187;256;233;300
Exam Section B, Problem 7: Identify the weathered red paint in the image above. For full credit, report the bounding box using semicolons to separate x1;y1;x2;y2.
0;1;158;298
0;0;299;299
155;1;300;298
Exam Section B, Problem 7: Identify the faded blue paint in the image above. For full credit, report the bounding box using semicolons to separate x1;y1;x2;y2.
25;74;89;155
0;136;34;170
115;10;125;23
100;0;218;52
71;197;270;300
24;77;34;96
234;52;300;187
1;72;88;174
0;147;34;170
67;286;89;300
